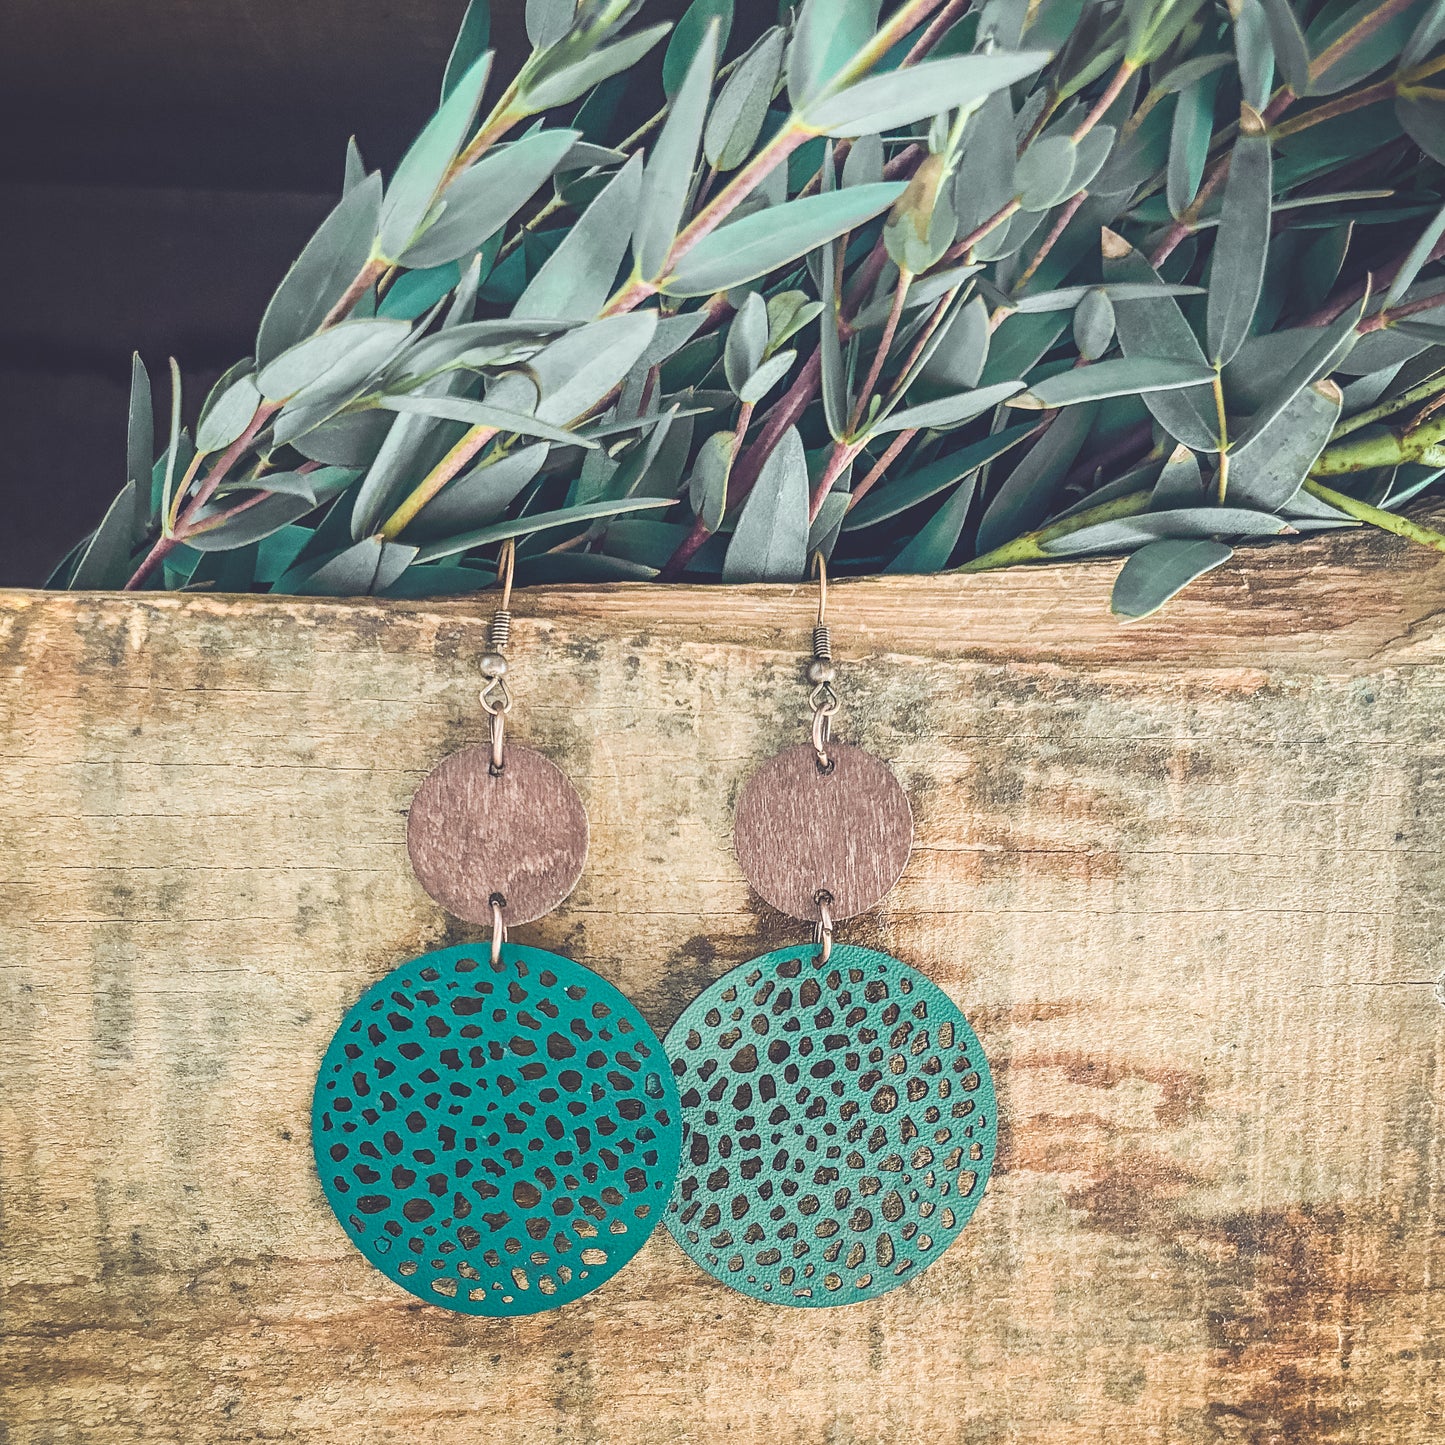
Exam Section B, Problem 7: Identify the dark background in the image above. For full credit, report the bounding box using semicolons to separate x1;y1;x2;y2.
0;0;758;587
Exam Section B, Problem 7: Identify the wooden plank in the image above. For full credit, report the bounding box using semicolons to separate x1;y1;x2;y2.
3;525;1445;1442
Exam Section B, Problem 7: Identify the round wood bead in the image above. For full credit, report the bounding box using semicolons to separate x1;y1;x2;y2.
407;744;587;925
734;742;913;922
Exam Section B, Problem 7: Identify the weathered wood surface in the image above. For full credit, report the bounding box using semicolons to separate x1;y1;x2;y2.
4;525;1445;1443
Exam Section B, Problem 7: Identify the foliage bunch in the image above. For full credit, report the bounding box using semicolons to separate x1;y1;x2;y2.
55;0;1445;615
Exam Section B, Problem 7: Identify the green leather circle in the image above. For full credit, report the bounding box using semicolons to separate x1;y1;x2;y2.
664;943;996;1307
313;943;681;1315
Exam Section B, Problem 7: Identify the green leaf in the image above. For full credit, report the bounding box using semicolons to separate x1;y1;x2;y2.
70;482;139;589
918;295;989;392
665;0;733;97
196;370;262;454
378;394;594;445
526;0;574;49
721;425;809;581
1150;443;1205;507
688;429;734;530
976;403;1096;554
804;50;1051;137
1041;505;1291;555
1233;296;1363;448
1309;0;1422;95
343;137;366;195
125;353;154;495
1111;539;1233;617
250;466;358;505
1403;0;1445;66
443;0;491;100
1152;52;1233;95
522;24;672;110
1385;199;1445;310
500;312;658;423
952;90;1016;239
1167;69;1219;220
1257;0;1311;95
257;173;383;366
159;359;184;531
725;291;769;393
1206;106;1272;366
635;22;719;280
845;423;1036;529
256;318;412;401
877;380;1024;434
738;348;797;404
415;496;677;562
1016;134;1078;212
1010;281;1204;312
1102;229;1220;450
787;0;882;110
1011;357;1216;408
767;290;825;347
1234;0;1276;111
399;129;578;268
662;182;906;295
290;537;419;595
1227;379;1341;510
706;27;786;170
515;154;643;319
185;492;320;551
1073;288;1115;360
377;53;492;262
406;444;549;541
378;262;463;320
886;476;978;573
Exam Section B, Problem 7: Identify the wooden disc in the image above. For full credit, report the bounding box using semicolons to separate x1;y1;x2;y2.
733;742;913;923
406;744;587;925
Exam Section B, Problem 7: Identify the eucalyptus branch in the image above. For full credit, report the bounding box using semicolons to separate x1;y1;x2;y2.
956;488;1152;572
1303;479;1445;552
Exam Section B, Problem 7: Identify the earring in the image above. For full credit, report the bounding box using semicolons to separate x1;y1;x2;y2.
664;556;997;1307
313;543;682;1315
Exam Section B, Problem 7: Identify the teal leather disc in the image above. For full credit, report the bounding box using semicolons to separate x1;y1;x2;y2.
664;943;996;1307
313;943;681;1315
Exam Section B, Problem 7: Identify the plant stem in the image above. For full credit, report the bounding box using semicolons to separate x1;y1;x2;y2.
1072;59;1137;143
1303;478;1445;552
955;488;1153;572
319;256;389;331
1331;371;1445;438
1309;0;1419;83
1014;190;1088;292
847;430;916;511
379;425;500;538
124;403;279;590
849;272;911;434
1270;76;1396;139
1211;372;1229;503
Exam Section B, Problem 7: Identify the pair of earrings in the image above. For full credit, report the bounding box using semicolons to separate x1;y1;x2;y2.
312;545;997;1314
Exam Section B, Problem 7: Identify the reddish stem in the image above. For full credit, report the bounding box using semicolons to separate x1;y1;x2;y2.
1310;0;1419;83
1072;61;1137;143
846;430;916;512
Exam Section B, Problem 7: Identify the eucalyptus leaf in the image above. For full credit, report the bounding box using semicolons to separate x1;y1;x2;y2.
257;173;383;366
665;0;732;97
634;22;718;281
725;291;769;393
706;27;786;170
290;536;419;595
805;51;1051;138
196;371;262;454
1017;134;1078;212
378;394;595;445
416;496;677;562
976;402;1096;555
125;353;154;498
1258;0;1312;95
1385;199;1445;310
1072;288;1115;360
918;296;989;393
1150;444;1206;507
443;0;491;101
1011;357;1216;408
721;424;809;582
662;183;906;295
399;130;578;268
887;477;978;573
738;348;797;404
526;0;574;50
687;429;735;530
787;0;882;110
1041;506;1291;555
70;482;139;590
1111;538;1234;617
877;380;1025;434
521;24;672;110
377;53;493;262
1206;106;1272;366
1102;228;1221;449
515;154;643;319
185;491;319;551
1168;69;1219;220
1226;379;1342;509
257;318;413;401
845;422;1037;529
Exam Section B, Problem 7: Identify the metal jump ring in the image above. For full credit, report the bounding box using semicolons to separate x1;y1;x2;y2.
812;707;834;772
489;894;507;966
814;890;834;964
488;709;506;776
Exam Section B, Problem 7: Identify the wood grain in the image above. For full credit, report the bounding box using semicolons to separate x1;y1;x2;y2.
3;523;1445;1443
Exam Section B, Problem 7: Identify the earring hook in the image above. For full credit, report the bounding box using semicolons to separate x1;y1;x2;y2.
480;540;516;774
806;551;838;771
